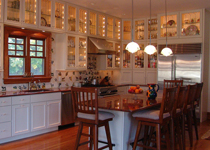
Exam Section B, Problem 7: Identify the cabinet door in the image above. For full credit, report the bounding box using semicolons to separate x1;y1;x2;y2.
121;70;132;84
122;19;131;40
77;37;87;69
134;19;145;40
39;0;52;29
122;44;131;69
31;102;47;132
5;0;22;25
67;35;76;68
133;71;146;84
114;43;121;68
22;0;38;27
146;71;157;84
107;16;114;39
12;104;30;136
89;11;97;35
133;44;145;69
47;100;61;128
98;14;105;37
0;122;11;139
78;8;87;34
67;4;76;32
114;18;121;40
0;23;2;71
54;1;65;30
148;18;158;40
0;106;11;123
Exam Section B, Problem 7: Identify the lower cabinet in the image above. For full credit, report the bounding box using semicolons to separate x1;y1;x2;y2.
0;122;11;139
47;100;61;128
12;104;30;136
31;102;47;132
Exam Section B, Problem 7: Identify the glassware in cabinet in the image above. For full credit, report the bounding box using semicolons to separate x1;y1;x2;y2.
148;18;158;39
147;43;157;68
24;0;37;25
67;5;76;32
107;42;114;68
135;20;144;40
115;43;121;68
54;2;64;30
123;20;131;40
67;36;75;67
98;14;105;37
78;37;87;68
123;44;131;68
40;0;52;27
115;19;121;40
160;14;177;38
79;9;87;34
134;44;144;68
6;0;21;22
181;12;200;36
107;17;113;38
89;12;96;35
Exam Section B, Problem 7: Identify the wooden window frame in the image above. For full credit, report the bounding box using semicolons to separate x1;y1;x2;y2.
4;26;52;84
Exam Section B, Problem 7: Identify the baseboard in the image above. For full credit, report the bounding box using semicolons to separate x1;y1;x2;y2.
208;112;210;120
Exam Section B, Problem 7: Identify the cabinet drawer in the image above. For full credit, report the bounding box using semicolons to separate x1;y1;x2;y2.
0;97;11;106
12;96;31;105
0;122;11;139
0;106;11;123
31;92;61;103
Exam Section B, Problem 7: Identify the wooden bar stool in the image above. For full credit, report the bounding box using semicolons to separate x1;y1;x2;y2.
132;87;177;150
164;79;183;88
192;82;203;140
71;87;115;150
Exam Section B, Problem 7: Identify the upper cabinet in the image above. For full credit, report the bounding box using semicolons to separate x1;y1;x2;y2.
147;18;158;40
66;4;76;32
180;10;202;37
122;20;131;40
98;14;105;37
122;43;131;69
107;16;113;39
134;19;145;40
0;0;3;22
158;12;178;38
115;18;121;40
54;1;65;31
133;43;145;69
78;8;87;34
39;0;52;29
0;23;3;70
89;11;96;36
147;43;157;69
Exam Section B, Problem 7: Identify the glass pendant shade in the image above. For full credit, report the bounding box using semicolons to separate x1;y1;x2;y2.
125;41;140;53
144;45;157;55
161;47;173;56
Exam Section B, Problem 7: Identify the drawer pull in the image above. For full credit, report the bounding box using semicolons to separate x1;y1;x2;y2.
1;113;6;116
20;99;25;101
1;101;6;103
21;105;25;107
1;130;6;132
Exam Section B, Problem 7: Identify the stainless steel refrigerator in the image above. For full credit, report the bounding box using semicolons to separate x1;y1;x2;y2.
158;54;201;90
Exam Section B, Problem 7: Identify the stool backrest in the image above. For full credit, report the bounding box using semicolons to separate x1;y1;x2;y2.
194;82;203;108
164;80;183;88
159;87;177;122
71;86;98;123
183;84;197;112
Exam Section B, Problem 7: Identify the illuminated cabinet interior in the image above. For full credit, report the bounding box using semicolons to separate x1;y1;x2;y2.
134;44;144;68
160;14;177;37
24;0;37;25
54;2;64;29
107;42;114;68
7;0;21;22
123;20;131;40
148;18;158;39
115;43;120;68
67;36;76;67
123;44;131;68
98;14;105;37
115;19;121;40
79;9;87;34
78;37;87;68
107;17;113;38
40;0;51;27
89;12;96;35
147;43;157;68
135;20;144;40
67;5;76;32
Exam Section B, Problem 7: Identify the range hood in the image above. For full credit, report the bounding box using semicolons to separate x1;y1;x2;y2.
88;37;116;55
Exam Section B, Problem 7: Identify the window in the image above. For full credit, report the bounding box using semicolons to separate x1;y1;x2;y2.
4;26;51;84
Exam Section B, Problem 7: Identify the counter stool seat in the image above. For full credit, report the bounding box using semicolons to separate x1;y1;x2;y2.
78;111;115;120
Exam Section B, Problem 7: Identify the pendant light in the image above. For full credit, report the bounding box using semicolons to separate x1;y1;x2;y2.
125;0;140;53
161;0;173;56
144;0;157;55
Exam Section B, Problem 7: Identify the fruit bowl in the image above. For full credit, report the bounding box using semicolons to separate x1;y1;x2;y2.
128;85;143;94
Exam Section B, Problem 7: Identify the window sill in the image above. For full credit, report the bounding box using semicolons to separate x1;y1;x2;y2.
4;77;52;84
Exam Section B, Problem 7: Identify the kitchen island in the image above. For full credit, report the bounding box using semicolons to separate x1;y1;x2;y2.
97;91;162;150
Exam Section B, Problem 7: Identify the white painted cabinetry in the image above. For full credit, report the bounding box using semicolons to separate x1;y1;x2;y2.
47;100;61;128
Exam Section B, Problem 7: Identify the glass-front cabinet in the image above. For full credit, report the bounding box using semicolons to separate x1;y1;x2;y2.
78;37;87;68
147;43;157;69
98;14;105;37
181;10;201;37
54;1;65;30
89;11;96;35
107;42;114;68
123;20;131;40
67;36;75;68
115;19;121;40
134;19;145;40
23;0;38;26
134;44;144;69
67;5;76;32
79;8;87;34
159;13;178;38
122;44;131;68
107;17;113;39
5;0;21;23
0;23;2;70
148;18;158;40
40;0;52;28
115;43;121;68
0;0;2;22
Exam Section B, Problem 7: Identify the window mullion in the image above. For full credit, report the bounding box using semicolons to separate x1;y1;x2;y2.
25;37;31;74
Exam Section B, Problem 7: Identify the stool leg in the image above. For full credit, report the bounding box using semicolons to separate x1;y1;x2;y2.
89;125;93;150
187;110;193;147
182;114;186;150
93;125;98;150
105;122;112;150
133;121;142;150
75;122;83;150
147;126;155;148
156;124;161;150
192;109;199;140
143;125;149;150
170;118;175;150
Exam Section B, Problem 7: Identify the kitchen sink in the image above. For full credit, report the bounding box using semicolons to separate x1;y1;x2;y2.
24;89;52;93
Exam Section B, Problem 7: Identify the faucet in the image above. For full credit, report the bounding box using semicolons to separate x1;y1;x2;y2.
29;80;38;90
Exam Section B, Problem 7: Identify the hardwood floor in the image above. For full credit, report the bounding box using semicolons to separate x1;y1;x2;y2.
0;121;210;150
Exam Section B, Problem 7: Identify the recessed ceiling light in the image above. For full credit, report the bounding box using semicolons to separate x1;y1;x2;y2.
42;30;45;32
21;27;25;29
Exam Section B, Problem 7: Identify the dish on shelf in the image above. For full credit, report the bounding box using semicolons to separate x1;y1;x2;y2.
41;17;47;26
185;25;199;36
167;20;176;26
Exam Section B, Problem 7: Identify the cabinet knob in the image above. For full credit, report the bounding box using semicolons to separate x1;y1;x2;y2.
1;113;6;116
1;101;6;103
1;130;6;132
20;99;24;101
21;105;25;107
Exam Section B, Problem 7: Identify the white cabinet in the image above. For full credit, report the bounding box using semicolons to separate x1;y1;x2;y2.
12;104;30;136
4;0;38;28
0;122;11;139
47;100;61;128
0;23;3;70
31;102;47;132
0;106;11;123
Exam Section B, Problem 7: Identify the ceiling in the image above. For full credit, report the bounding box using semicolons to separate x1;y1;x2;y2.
63;0;210;19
